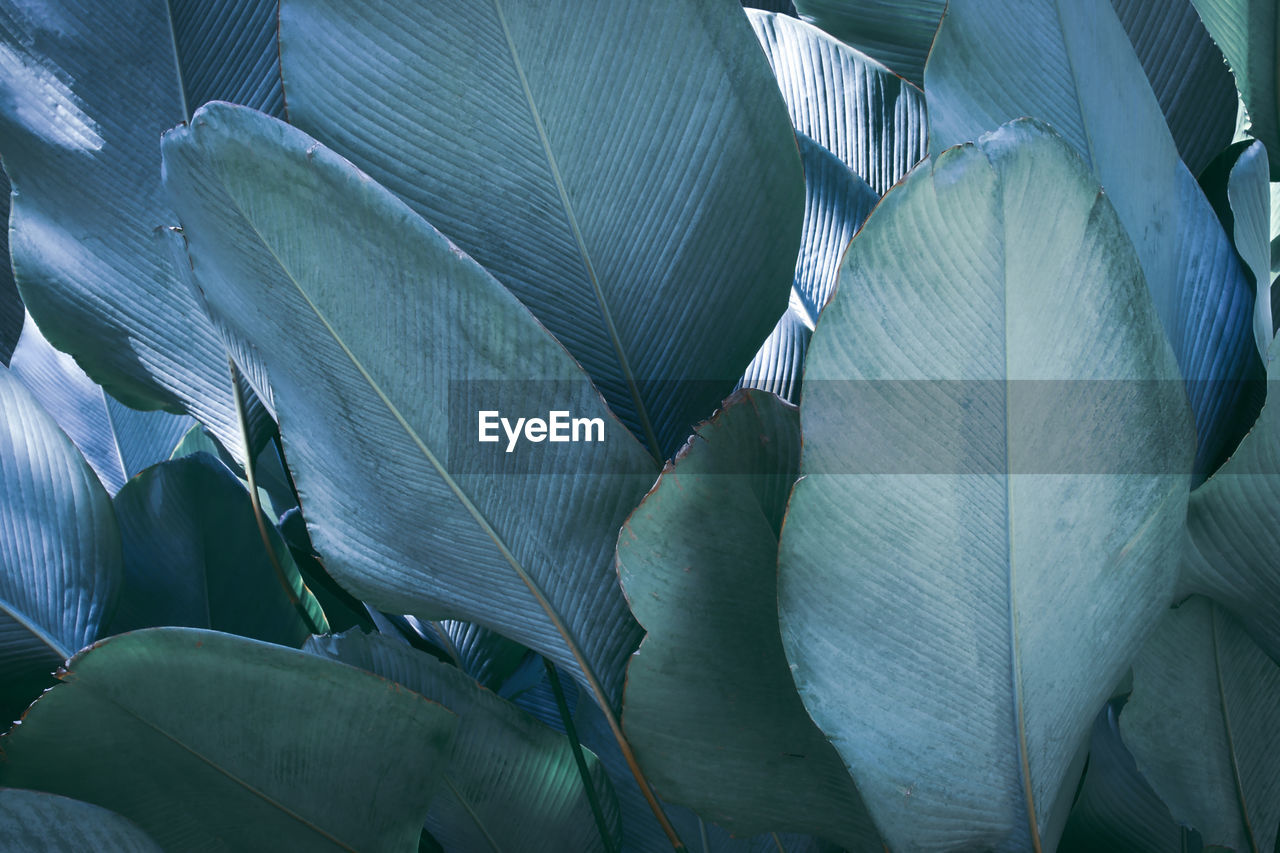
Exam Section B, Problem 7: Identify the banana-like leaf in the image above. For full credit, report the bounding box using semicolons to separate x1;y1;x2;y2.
0;628;457;852
746;11;928;196
106;453;327;645
618;389;877;848
9;314;193;495
741;134;878;403
278;0;803;459
0;789;162;852
1193;0;1280;180
1120;598;1280;852
1227;141;1276;359
0;171;19;366
791;0;942;86
778;120;1195;852
163;102;658;714
0;366;121;723
1181;331;1280;663
410;618;532;694
306;631;620;853
0;0;280;452
926;0;1258;481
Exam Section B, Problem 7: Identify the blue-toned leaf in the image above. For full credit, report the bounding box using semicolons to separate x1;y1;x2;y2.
790;0;942;86
0;789;161;852
926;0;1259;480
0;171;20;366
1227;141;1275;359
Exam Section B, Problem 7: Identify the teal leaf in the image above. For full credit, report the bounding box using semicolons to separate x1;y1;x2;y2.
0;365;121;723
278;0;804;458
9;313;193;495
106;453;327;645
746;10;928;196
778;120;1195;851
926;0;1259;480
791;0;943;86
307;631;620;853
0;171;19;366
0;789;161;852
618;389;878;848
162;102;658;715
1226;141;1276;359
1120;598;1280;852
0;628;457;852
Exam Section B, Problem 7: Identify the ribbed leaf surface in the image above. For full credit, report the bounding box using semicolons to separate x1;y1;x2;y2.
163;102;658;712
1121;598;1280;852
619;390;878;848
0;171;19;366
792;0;942;86
1226;141;1275;358
778;120;1194;851
0;366;120;722
747;11;928;196
170;0;284;117
0;0;282;453
279;0;803;458
0;789;161;853
307;631;620;853
926;0;1258;480
9;314;192;495
741;134;878;402
0;628;458;852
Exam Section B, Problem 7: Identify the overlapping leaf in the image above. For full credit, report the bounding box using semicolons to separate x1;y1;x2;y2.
279;0;804;458
0;628;457;852
0;366;120;722
791;0;941;86
0;789;161;852
1226;141;1275;359
926;0;1258;479
778;120;1194;851
0;171;19;366
163;103;658;715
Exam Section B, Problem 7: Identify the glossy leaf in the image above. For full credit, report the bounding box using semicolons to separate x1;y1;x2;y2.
0;366;121;722
747;10;928;196
926;0;1258;480
279;0;804;458
1121;598;1280;852
1192;0;1280;179
0;0;281;451
0;628;457;852
0;171;19;366
0;789;162;852
9;314;193;495
106;453;327;645
618;389;877;848
778;120;1195;851
791;0;941;86
163;102;658;714
307;631;620;853
1227;141;1275;359
741;134;878;402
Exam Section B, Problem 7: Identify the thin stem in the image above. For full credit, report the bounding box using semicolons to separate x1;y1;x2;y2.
771;832;788;853
698;818;709;853
545;658;618;853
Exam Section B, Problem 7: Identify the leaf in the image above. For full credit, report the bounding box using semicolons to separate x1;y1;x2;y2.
1120;598;1280;852
0;788;162;852
777;120;1195;851
278;0;804;458
9;313;193;495
0;0;281;452
0;628;458;852
1192;0;1280;179
0;170;20;366
412;618;533;694
746;10;928;196
0;365;121;723
791;0;942;86
617;389;878;848
306;631;621;853
926;0;1259;480
105;453;327;645
741;134;879;402
1226;141;1275;360
1180;331;1280;664
163;101;658;714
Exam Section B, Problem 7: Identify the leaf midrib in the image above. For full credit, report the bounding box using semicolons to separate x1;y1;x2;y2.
0;598;72;661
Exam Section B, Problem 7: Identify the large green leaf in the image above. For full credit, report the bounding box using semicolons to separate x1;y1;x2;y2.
0;628;457;852
791;0;942;86
0;0;281;451
617;389;876;848
1192;0;1280;179
746;11;928;196
9;313;193;495
278;0;803;459
163;102;658;715
0;789;162;852
106;453;326;645
778;120;1195;852
0;366;121;723
307;631;620;853
1120;597;1280;852
926;0;1259;481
